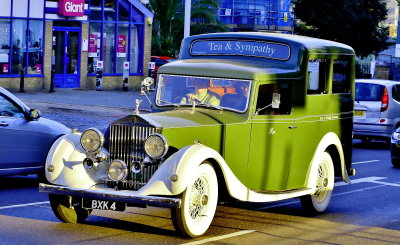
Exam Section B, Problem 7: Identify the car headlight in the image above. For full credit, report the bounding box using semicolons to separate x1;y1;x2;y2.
80;128;104;153
393;131;400;140
144;133;168;159
108;160;128;181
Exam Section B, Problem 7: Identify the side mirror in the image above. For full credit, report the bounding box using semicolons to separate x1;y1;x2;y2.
141;77;154;95
29;109;41;120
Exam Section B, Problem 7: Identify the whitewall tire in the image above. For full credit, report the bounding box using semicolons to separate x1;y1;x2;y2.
300;151;334;214
49;194;91;223
171;162;218;237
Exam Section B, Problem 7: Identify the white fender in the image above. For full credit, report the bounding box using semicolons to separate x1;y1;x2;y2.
45;132;108;189
306;132;350;192
139;144;249;200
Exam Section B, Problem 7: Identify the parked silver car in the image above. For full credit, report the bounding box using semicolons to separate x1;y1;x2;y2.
0;87;71;177
353;79;400;142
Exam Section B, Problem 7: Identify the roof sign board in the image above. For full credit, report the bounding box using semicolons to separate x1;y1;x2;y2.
190;40;291;60
58;0;85;17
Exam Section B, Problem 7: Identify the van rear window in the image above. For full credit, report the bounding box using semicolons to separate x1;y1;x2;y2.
355;83;383;101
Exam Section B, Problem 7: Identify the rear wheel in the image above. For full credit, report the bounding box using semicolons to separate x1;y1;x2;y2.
171;162;218;237
300;152;334;214
49;194;91;223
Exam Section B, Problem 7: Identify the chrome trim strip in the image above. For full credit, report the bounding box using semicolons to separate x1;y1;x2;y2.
39;183;181;208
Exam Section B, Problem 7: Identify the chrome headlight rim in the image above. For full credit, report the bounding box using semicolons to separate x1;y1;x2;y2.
80;128;104;153
144;133;169;159
393;131;400;140
108;160;128;181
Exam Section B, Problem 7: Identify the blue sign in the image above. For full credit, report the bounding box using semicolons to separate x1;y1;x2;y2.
190;40;291;60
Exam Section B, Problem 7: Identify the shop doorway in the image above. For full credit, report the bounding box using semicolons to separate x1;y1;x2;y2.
52;27;81;88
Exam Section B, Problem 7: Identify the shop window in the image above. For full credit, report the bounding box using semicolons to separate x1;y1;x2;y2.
131;6;144;23
307;59;329;94
88;23;102;74
29;0;44;18
129;26;139;73
0;0;11;17
11;19;27;75
116;24;128;73
0;19;10;74
103;23;115;73
118;0;130;22
90;0;102;21
13;0;28;18
332;60;351;94
27;20;43;75
104;0;116;21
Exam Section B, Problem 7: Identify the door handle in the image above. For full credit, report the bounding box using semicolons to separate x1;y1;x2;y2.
288;125;297;129
0;121;9;127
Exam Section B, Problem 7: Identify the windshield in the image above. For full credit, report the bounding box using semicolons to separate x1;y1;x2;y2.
156;74;251;112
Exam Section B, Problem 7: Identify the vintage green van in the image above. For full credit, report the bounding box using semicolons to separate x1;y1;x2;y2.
40;32;356;237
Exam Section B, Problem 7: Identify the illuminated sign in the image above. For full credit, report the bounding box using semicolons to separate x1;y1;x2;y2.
59;0;84;17
190;40;291;60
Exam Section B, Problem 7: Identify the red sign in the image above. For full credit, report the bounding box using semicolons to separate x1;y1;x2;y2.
58;0;84;17
117;35;127;57
2;64;8;73
89;34;97;53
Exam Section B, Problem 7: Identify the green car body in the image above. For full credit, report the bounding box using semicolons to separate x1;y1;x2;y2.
40;32;356;237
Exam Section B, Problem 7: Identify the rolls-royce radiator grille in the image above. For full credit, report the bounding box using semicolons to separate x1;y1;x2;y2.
108;124;158;190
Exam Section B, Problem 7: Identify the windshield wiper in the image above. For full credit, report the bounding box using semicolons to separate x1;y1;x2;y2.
156;99;180;107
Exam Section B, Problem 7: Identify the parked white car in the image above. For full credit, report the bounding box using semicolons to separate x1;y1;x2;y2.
353;79;400;143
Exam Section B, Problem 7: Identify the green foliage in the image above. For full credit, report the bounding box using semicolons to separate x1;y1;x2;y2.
293;0;389;57
147;0;227;57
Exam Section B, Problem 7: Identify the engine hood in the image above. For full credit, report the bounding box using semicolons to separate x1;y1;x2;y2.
139;108;248;129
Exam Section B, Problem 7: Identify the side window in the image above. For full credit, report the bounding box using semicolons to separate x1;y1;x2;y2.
255;84;292;115
332;60;351;93
393;85;400;102
307;59;329;94
0;96;24;118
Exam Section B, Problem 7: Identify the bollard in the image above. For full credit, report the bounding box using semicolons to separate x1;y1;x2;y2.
19;67;25;93
96;61;103;91
122;61;129;91
49;68;55;93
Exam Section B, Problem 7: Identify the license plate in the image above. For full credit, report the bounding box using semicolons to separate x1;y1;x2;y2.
82;198;126;211
354;110;365;117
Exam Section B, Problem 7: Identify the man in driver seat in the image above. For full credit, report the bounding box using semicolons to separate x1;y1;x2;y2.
180;78;220;106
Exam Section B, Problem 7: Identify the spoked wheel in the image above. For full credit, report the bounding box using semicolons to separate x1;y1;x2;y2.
300;152;334;214
171;162;218;237
49;194;92;223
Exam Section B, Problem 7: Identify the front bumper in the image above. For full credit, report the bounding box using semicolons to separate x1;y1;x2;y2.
39;183;181;208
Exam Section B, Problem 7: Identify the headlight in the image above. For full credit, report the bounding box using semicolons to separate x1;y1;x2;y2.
108;160;128;181
80;128;104;153
144;133;168;159
393;132;400;140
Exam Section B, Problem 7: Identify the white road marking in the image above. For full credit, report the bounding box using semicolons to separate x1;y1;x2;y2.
352;160;380;165
181;230;256;245
335;176;387;187
0;201;49;210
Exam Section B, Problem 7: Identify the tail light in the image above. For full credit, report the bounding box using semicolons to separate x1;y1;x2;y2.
381;87;388;112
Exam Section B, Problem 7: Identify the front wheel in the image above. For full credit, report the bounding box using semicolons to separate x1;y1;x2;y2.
171;162;218;237
300;152;334;214
49;194;91;223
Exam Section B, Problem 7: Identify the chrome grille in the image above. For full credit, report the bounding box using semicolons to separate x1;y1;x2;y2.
108;124;158;190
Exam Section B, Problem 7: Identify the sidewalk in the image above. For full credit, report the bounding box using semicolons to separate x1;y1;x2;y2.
16;88;154;115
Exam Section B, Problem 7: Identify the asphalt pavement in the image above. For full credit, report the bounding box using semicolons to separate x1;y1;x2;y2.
15;88;154;115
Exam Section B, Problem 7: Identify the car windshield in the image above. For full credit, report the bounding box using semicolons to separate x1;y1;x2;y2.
156;74;251;112
355;83;383;101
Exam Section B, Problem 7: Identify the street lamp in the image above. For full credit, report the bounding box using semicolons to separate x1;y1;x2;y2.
184;0;191;38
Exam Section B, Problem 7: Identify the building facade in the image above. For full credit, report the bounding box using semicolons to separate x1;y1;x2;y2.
218;0;294;33
0;0;153;91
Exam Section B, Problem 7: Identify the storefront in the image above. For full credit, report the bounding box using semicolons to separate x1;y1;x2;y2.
0;0;153;91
